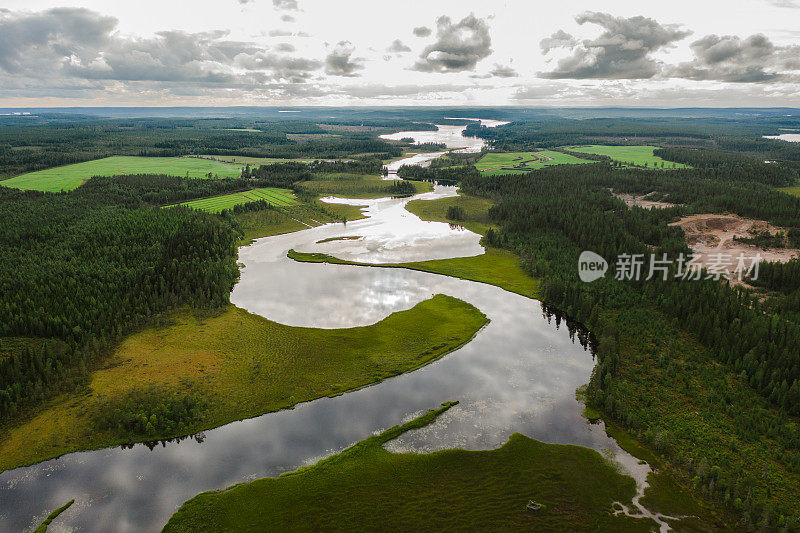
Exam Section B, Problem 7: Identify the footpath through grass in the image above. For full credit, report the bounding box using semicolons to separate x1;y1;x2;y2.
163;403;654;532
1;156;245;192
0;296;486;472
566;145;689;169
476;150;593;176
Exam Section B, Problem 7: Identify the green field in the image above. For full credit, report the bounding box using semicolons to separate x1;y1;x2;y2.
779;184;800;197
476;150;593;175
302;173;433;198
163;404;654;532
1;156;245;192
566;145;689;169
199;155;313;166
0;296;487;471
172;188;297;213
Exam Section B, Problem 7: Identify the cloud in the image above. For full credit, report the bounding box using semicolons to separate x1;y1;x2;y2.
667;34;800;82
0;8;322;87
540;12;691;79
540;30;577;53
489;64;518;78
386;39;411;54
412;14;492;73
769;0;799;7
324;41;364;77
272;0;298;10
281;14;295;22
412;26;432;37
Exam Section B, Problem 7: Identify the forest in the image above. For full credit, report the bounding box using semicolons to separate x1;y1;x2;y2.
0;176;250;423
460;161;800;527
0;118;404;178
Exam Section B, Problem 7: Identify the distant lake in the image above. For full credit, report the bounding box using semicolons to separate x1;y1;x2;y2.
764;134;800;142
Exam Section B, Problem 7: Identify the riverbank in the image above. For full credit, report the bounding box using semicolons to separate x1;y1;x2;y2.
163;403;655;532
0;296;487;472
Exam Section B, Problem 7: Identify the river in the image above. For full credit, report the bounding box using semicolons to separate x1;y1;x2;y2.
0;121;670;532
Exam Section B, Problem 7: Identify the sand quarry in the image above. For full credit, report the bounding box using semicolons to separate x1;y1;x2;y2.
669;214;799;279
614;192;676;209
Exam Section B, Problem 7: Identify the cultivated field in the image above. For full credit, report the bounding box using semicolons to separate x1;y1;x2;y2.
173;187;297;213
1;156;245;192
567;145;689;168
476;150;592;175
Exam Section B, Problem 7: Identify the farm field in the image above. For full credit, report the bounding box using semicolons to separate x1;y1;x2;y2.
566;145;689;169
476;150;593;175
1;156;244;192
172;187;297;213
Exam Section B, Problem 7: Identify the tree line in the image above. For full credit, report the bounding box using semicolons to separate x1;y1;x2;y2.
0;178;240;423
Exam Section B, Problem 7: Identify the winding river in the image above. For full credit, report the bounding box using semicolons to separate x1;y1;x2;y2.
1;121;668;531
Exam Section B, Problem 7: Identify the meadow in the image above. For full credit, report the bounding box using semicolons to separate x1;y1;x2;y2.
302;173;433;198
172;187;296;213
0;297;486;471
476;150;593;176
163;404;654;532
567;145;689;168
1;156;244;192
779;184;800;197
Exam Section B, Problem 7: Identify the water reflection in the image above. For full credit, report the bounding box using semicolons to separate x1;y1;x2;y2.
1;148;651;533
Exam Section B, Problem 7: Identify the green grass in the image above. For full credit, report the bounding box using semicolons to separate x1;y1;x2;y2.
232;202;367;246
163;404;654;532
35;499;75;533
1;156;245;192
566;145;689;169
778;184;800;197
0;296;487;472
290;248;539;299
476;150;593;176
302;174;433;198
170;188;297;213
199;155;313;166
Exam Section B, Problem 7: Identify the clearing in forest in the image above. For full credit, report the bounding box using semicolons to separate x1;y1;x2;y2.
566;145;688;169
476;150;593;176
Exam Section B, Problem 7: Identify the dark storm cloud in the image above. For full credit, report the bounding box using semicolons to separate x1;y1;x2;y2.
324;41;365;77
540;12;691;79
386;40;411;53
272;0;299;10
412;26;432;38
667;34;800;82
412;14;492;73
0;8;322;87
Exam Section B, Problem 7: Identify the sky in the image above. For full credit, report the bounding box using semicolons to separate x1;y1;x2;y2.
0;0;799;107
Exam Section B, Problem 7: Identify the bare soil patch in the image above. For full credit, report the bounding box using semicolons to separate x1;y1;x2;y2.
670;214;799;278
613;191;676;209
